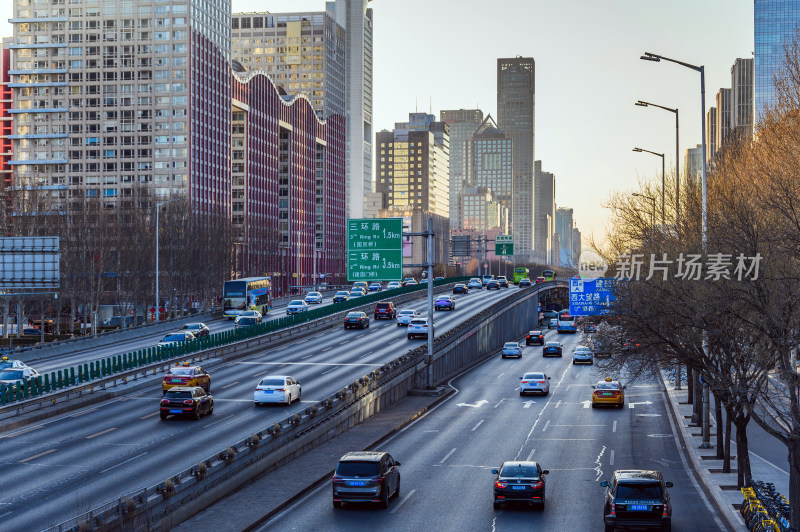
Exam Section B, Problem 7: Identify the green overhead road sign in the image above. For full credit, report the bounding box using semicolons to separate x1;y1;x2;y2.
347;218;403;281
495;234;514;256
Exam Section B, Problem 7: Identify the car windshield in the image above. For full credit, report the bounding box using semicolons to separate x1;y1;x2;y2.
336;461;380;477
336;291;349;296
409;319;427;325
183;324;200;330
307;292;321;297
237;318;257;325
162;334;187;342
259;378;286;386
575;347;590;353
349;291;361;296
597;382;619;390
346;312;363;318
436;297;450;301
615;483;662;500
168;368;194;376
164;391;192;399
500;465;539;479
524;373;545;380
545;342;560;347
0;370;24;380
530;331;541;335
376;303;391;309
504;343;519;348
289;300;304;306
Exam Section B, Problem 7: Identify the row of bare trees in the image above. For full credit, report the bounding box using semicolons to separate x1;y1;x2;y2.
591;38;800;528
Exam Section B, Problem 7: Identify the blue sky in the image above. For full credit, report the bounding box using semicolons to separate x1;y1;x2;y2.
2;0;754;245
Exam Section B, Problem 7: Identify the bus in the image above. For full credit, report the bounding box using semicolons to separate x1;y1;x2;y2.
557;312;577;333
223;276;272;319
542;269;556;281
513;267;529;284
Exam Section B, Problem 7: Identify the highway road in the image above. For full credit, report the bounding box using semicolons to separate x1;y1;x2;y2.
1;285;524;531
261;328;727;532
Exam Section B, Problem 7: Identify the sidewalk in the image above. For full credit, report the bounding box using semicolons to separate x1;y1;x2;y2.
661;375;789;531
173;390;453;532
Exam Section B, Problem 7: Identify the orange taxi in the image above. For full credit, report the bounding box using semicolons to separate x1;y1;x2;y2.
591;377;625;408
162;361;211;395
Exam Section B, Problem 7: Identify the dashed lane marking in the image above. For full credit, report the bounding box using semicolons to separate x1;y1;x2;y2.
471;420;484;432
139;412;159;420
101;451;149;473
1;425;44;439
221;381;239;390
389;489;416;514
610;449;615;466
85;427;117;439
439;448;457;464
612;420;617;433
542;420;550;432
526;448;536;461
69;408;98;418
18;448;57;463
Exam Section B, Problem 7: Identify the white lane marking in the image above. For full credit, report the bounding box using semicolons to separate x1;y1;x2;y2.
493;399;505;409
551;424;607;427
69;408;98;418
206;414;235;428
1;425;44;439
610;450;615;466
555;400;562;408
439;447;457;464
321;367;337;375
542;420;550;432
526;448;536;461
389;489;416;514
497;372;505;379
0;511;12;518
513;361;572;460
583;400;591;408
139;412;159;420
221;381;239;390
101;451;149;473
358;351;373;359
322;347;333;352
471;420;484;432
456;400;488;408
18;448;57;463
301;354;313;360
339;341;349;345
537;438;596;441
612;420;617;433
523;400;535;409
637;414;662;417
85;427;117;439
236;361;381;367
593;445;607;481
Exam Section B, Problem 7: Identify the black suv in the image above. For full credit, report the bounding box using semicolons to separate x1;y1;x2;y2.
492;461;549;509
159;386;214;420
601;470;673;531
486;280;501;290
332;451;401;508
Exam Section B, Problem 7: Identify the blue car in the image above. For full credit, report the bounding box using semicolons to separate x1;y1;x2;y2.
434;296;455;311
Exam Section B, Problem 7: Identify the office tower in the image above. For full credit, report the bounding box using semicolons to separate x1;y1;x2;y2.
231;11;345;120
467;115;512;214
731;58;754;138
534;160;554;265
375;112;449;218
8;0;233;218
497;57;535;260
331;0;373;218
440;109;484;229
683;144;703;184
715;88;732;152
754;0;800;118
551;232;560;267
572;226;582;262
555;207;574;267
0;38;11;218
460;186;507;232
705;107;717;162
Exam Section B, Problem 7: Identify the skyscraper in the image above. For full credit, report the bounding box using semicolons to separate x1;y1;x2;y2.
331;0;373;218
683;144;703;184
555;207;574;267
534;160;554;265
705;107;717;162
0;38;12;215
440;108;483;230
467;115;512;213
715;88;732;152
731;58;754;138
754;0;800;118
497;57;535;261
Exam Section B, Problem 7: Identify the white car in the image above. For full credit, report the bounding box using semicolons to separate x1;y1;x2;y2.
396;309;419;326
158;331;196;346
519;372;551;396
407;318;432;339
502;341;522;359
286;300;309;315
572;345;594;365
0;366;40;385
387;281;402;290
253;375;301;406
0;357;27;371
467;278;483;290
304;292;323;304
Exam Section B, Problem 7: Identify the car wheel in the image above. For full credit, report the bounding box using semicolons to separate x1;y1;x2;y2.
408;335;413;340
160;412;167;420
591;403;597;408
206;382;211;393
394;477;400;498
605;525;614;532
539;499;545;510
380;487;390;509
493;501;502;510
207;402;213;415
661;522;671;532
193;408;201;420
333;500;342;509
618;403;624;409
298;388;302;401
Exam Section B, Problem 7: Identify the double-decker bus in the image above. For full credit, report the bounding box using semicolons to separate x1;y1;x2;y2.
513;267;529;284
223;276;272;319
542;269;556;281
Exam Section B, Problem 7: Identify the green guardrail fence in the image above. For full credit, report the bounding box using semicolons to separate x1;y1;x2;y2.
0;277;471;406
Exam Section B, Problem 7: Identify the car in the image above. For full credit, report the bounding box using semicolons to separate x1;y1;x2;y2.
239;310;262;318
374;301;397;320
486;280;501;290
543;341;562;357
496;276;509;288
601;470;673;531
407;318;432;339
349;290;364;299
542;309;560;321
492;461;549;509
502;341;522;358
304;291;324;304
161;361;211;394
159;386;213;420
332;451;401;508
482;275;495;284
234;314;262;328
573;345;594;365
584;323;598;333
518;278;532;287
592;377;626;408
526;330;544;346
0;357;27;371
434;295;455;311
403;278;417;286
333;291;350;303
344;311;370;329
158;330;196;346
467;278;483;290
253;375;301;406
286;300;309;315
0;366;40;386
396;309;419;326
420;278;429;284
452;283;469;294
548;318;558;329
434;276;444;281
368;282;382;292
535;276;546;284
181;322;210;338
519;372;551;395
386;281;402;290
352;281;369;292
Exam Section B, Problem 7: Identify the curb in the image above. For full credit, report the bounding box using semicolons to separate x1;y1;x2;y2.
658;372;743;531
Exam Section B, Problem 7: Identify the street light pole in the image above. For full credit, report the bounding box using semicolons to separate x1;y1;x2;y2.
635;100;680;225
632;147;665;227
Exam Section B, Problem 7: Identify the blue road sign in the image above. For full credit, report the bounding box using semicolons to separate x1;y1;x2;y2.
569;277;616;316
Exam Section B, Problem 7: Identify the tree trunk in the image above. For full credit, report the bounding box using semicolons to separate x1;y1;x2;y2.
686;365;694;404
724;402;733;474
734;415;752;487
692;372;702;424
715;393;725;459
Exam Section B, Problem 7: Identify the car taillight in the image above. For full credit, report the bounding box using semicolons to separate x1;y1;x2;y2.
494;481;507;489
521;381;528;384
369;477;384;484
530;481;543;489
526;335;531;339
662;502;668;516
183;400;194;405
275;388;285;392
538;381;546;384
331;476;344;483
610;502;616;516
160;399;169;405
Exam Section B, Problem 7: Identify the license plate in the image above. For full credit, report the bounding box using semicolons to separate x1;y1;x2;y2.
350;481;365;486
629;504;648;511
603;393;613;396
171;379;182;383
512;486;526;490
264;390;273;394
169;409;181;414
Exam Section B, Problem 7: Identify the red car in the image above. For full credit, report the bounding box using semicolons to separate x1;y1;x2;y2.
535;277;546;284
374;301;396;320
526;330;544;345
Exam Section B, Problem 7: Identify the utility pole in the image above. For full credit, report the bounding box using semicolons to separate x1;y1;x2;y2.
426;217;434;389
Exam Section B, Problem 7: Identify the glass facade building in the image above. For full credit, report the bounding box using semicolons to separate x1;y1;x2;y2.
440;108;483;230
754;0;800;118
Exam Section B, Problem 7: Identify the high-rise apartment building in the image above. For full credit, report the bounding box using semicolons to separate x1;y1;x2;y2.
705;107;717;162
8;0;233;218
754;0;800;118
375;113;449;218
731;58;754;138
467;115;512;214
497;57;535;261
440;108;483;230
1;38;12;218
534;160;554;265
331;0;373;218
555;207;574;268
683;144;703;184
231;11;345;120
572;226;582;262
715;88;732;152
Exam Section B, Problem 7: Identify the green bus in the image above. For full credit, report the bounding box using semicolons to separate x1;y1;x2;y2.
513;267;529;284
542;269;556;281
